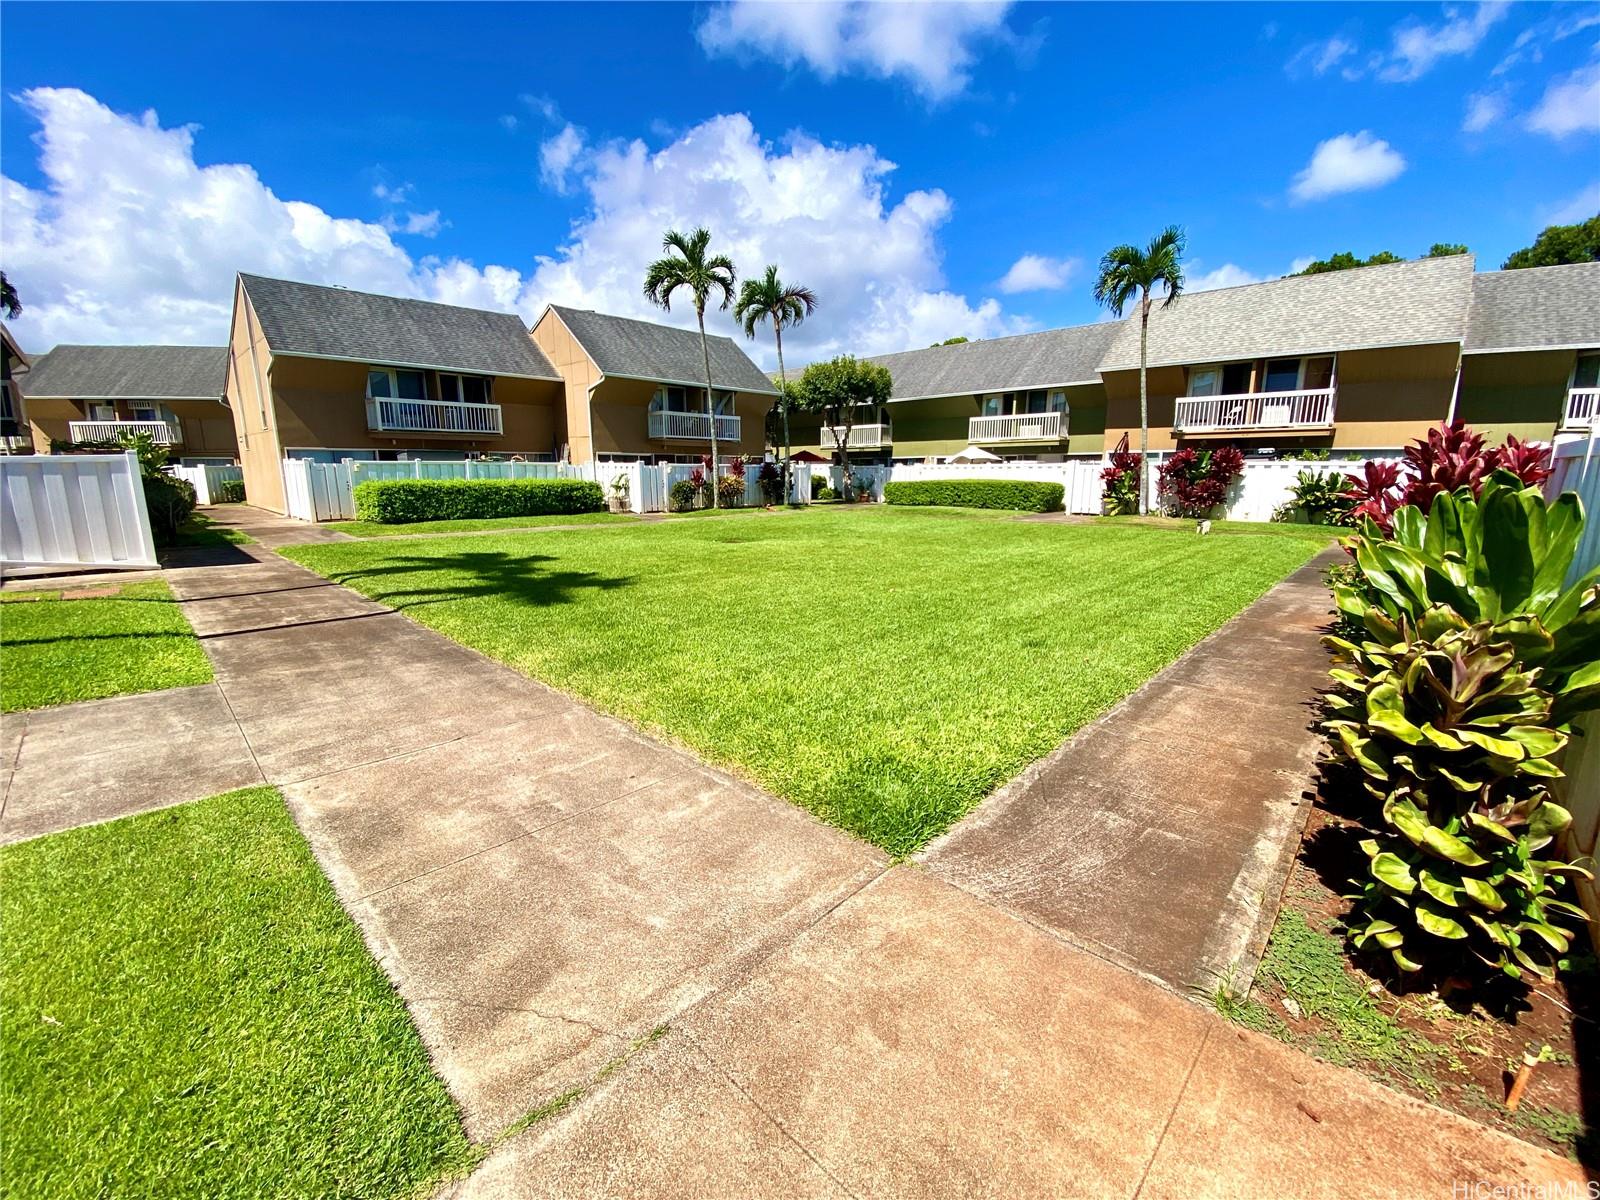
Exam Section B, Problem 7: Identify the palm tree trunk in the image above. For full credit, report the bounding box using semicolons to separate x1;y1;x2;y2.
1138;292;1151;516
775;324;792;504
697;305;719;508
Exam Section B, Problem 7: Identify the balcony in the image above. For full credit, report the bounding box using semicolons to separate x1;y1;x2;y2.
367;397;503;436
1563;388;1599;431
68;420;181;445
969;412;1065;443
647;409;741;441
1173;387;1337;434
819;423;891;450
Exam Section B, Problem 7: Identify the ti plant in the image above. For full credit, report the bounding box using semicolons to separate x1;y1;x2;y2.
1325;472;1600;984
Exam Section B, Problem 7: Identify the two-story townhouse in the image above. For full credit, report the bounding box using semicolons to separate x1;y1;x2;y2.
530;304;780;465
19;344;237;463
1457;261;1600;444
226;274;568;514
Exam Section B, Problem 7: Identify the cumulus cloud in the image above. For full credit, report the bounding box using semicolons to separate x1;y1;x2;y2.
1285;36;1357;78
1289;131;1407;202
539;123;587;193
1525;61;1600;138
1461;89;1508;132
996;253;1077;294
0;88;1020;363
1380;1;1509;82
697;0;1017;101
1187;263;1267;292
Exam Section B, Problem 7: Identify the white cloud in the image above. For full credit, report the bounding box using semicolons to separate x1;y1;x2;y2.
1461;89;1508;132
697;0;1017;101
1286;36;1356;78
0;89;1021;364
1380;1;1510;82
996;253;1077;294
1494;9;1600;76
1187;263;1267;292
390;210;444;237
1289;255;1317;274
372;181;414;203
1525;61;1600;138
1289;131;1407;202
1545;180;1600;225
539;123;587;193
498;114;520;132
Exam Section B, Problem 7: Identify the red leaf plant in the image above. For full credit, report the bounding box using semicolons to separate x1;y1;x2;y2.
1485;435;1553;490
1157;445;1244;518
1342;460;1405;534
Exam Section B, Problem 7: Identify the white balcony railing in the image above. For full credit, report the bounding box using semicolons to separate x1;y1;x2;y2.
819;423;891;450
366;397;503;436
1563;388;1599;431
68;420;181;444
968;412;1065;443
1173;387;1337;434
647;409;742;441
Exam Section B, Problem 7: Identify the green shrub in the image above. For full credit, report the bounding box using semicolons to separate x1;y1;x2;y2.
816;486;839;501
213;480;245;504
1324;471;1600;985
142;473;197;545
716;474;745;508
351;478;604;524
883;478;1064;513
668;479;701;512
1274;468;1355;526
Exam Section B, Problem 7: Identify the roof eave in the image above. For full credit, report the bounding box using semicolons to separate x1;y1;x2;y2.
888;378;1103;403
1098;335;1466;372
1462;343;1599;355
602;369;780;397
268;348;562;382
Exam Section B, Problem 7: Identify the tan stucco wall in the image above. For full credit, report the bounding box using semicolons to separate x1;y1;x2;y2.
1102;343;1458;453
26;398;75;451
227;283;286;513
24;396;235;458
589;376;771;460
1458;349;1575;445
530;310;598;463
871;384;1106;459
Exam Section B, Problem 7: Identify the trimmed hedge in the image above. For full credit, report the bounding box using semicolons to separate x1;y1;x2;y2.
882;478;1064;513
352;478;606;524
142;473;197;544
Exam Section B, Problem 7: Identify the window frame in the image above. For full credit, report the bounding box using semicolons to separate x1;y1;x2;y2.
438;372;493;406
366;366;428;402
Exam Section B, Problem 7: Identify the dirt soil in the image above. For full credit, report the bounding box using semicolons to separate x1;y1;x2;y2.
1238;783;1598;1169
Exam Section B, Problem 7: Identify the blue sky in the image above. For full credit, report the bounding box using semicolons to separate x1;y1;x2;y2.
1;1;1596;364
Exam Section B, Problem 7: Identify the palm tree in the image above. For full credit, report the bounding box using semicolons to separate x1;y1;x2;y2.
1093;226;1186;515
643;228;737;506
1;272;21;321
734;266;817;503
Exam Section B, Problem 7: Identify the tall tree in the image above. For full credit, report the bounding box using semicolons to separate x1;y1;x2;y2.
0;272;21;321
1293;249;1404;275
1502;216;1600;269
1425;243;1469;258
734;265;817;503
793;355;892;501
643;228;737;506
1093;227;1185;515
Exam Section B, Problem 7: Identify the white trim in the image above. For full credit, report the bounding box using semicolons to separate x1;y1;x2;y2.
600;369;780;397
1462;343;1600;356
270;348;562;382
1102;335;1463;373
23;393;219;402
887;379;1101;404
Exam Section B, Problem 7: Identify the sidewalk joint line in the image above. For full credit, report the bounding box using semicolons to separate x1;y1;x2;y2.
197;609;400;640
1130;1023;1213;1200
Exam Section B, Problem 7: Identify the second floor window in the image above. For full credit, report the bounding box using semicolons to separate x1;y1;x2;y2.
439;373;492;405
652;386;735;414
980;390;1067;416
368;368;426;401
1573;353;1600;390
1188;356;1333;397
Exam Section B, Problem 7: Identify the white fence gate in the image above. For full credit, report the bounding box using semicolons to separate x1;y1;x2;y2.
169;463;243;506
0;451;158;572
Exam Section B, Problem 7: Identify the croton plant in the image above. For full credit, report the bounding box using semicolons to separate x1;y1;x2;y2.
1324;471;1600;983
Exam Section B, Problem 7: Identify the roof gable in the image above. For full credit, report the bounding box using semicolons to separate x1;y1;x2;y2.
865;323;1118;401
546;305;778;395
19;345;227;400
1099;254;1477;371
238;274;560;380
1464;262;1600;353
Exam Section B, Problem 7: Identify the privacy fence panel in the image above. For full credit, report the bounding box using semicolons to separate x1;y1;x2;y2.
885;460;1106;514
0;451;157;571
170;464;243;506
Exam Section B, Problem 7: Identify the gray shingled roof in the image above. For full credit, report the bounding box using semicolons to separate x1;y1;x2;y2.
865;323;1118;401
1099;253;1477;371
240;274;560;379
1464;262;1600;353
547;305;778;395
19;345;226;400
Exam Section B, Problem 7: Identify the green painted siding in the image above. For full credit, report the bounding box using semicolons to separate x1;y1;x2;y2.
1457;350;1574;445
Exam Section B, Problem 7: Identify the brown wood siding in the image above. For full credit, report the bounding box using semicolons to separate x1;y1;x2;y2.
1458;349;1574;445
530;310;599;463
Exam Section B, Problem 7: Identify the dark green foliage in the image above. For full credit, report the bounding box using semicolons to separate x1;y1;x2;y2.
1502;216;1600;270
1294;250;1405;275
141;472;196;544
212;479;245;504
816;486;839;501
669;479;702;512
352;478;605;524
1275;468;1356;526
883;478;1064;513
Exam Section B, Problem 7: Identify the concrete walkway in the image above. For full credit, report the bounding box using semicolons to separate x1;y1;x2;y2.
3;507;1581;1192
922;549;1342;997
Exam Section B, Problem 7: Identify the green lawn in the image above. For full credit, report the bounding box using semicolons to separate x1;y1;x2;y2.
0;581;213;712
325;511;638;538
0;787;474;1199
284;506;1329;854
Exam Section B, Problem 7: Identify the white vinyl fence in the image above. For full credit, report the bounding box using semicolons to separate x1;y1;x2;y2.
885;460;1107;513
1547;434;1600;947
0;451;157;572
280;457;587;521
169;463;244;506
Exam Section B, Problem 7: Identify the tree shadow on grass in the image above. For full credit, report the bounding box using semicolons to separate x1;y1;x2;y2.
318;550;635;612
2;631;198;648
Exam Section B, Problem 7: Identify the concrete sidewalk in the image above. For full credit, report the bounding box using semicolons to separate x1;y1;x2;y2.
922;549;1343;997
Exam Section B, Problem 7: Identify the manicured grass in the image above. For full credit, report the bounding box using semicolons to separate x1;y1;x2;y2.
284;506;1327;854
0;786;474;1199
172;511;254;546
0;580;212;712
326;511;638;538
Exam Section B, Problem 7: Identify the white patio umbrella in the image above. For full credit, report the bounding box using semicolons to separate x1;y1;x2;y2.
946;444;1003;464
